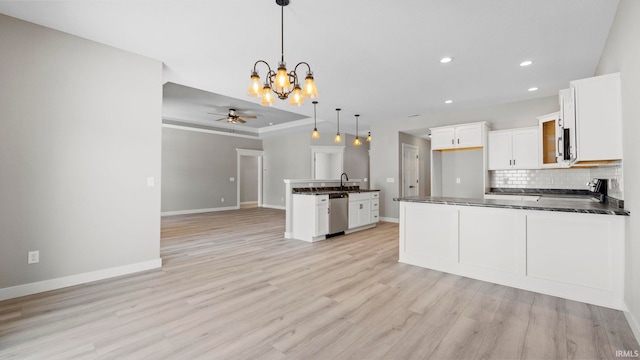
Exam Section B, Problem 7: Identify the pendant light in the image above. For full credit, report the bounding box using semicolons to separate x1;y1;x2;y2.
353;114;362;146
366;131;371;142
334;108;342;143
311;101;319;139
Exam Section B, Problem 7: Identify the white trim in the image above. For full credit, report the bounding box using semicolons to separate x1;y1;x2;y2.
0;259;161;301
162;123;260;140
310;146;345;180
625;310;640;346
258;117;315;135
237;149;265;209
161;206;238;216
380;217;399;223
262;204;286;210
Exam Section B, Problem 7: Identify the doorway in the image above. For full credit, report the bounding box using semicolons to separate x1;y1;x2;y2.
236;149;264;208
402;143;419;197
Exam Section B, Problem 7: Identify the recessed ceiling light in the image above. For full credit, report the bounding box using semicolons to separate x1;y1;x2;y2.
528;87;538;92
520;60;534;67
440;57;453;64
445;100;453;104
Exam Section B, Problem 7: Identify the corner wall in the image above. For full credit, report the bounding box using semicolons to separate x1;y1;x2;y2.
595;0;640;342
0;14;162;296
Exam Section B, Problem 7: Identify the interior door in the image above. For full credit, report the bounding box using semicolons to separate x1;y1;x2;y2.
402;144;419;197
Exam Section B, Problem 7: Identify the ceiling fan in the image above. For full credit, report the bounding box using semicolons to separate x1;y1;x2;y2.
210;109;257;124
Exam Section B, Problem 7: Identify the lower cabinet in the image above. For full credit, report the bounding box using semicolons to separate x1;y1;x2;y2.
292;194;329;242
398;201;625;310
348;192;380;229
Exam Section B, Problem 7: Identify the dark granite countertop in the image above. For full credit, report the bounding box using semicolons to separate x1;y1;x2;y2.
293;189;380;196
394;196;629;216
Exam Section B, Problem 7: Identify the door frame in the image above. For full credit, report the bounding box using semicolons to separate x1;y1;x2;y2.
310;146;345;180
236;149;264;209
401;143;420;197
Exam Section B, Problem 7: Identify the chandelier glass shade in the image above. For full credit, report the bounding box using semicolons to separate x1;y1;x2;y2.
353;114;362;146
248;0;317;107
311;101;319;139
334;108;342;143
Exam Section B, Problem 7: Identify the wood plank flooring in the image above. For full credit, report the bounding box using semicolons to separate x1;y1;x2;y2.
0;208;638;359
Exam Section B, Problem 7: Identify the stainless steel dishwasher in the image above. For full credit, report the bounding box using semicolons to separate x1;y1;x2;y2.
328;193;349;235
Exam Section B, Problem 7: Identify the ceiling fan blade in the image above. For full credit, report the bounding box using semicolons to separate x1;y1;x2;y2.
236;118;247;124
214;117;229;121
238;115;257;119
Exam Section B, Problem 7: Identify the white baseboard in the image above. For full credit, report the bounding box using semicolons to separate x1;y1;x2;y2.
0;258;162;301
161;206;239;216
625;310;640;346
261;204;286;210
380;217;399;223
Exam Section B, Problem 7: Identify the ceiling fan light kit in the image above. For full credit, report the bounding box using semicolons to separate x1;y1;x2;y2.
248;0;318;107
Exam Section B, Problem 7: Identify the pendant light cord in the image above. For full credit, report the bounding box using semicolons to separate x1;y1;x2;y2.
280;3;284;63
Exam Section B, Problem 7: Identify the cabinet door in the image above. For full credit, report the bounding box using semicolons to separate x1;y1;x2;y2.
430;127;455;150
455;123;483;148
358;200;371;225
315;203;329;236
572;73;622;162
512;128;538;169
348;201;360;228
487;131;512;170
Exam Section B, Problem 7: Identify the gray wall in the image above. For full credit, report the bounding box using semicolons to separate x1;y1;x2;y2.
161;127;262;212
398;132;431;196
438;149;484;198
596;0;640;340
371;96;559;220
263;131;371;208
0;14;162;289
240;156;258;202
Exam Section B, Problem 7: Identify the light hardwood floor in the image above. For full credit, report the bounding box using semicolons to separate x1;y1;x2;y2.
1;208;638;359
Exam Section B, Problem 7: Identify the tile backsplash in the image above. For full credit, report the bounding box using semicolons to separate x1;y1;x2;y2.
490;164;623;199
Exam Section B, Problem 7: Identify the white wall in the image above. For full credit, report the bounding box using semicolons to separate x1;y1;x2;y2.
371;96;559;220
595;0;640;341
0;14;162;292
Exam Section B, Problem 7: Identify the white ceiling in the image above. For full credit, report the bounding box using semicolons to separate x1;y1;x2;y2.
0;0;619;138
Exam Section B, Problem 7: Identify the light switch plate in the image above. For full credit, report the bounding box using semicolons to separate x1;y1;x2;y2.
146;177;154;187
229;177;235;182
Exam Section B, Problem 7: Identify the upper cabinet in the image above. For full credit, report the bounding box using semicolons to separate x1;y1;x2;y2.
537;112;568;168
567;73;622;165
430;122;489;150
488;127;538;170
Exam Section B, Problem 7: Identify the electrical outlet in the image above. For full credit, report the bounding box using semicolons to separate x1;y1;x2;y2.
456;178;461;184
28;251;39;264
221;197;225;203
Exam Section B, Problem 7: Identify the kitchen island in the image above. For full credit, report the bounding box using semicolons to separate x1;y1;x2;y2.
395;195;628;310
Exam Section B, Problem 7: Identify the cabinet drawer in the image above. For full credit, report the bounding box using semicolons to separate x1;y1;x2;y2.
370;192;380;199
370;198;379;210
315;195;329;204
349;193;370;202
371;210;380;223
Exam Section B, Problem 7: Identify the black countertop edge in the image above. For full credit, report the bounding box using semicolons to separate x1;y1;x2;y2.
294;189;381;195
393;197;630;216
489;188;592;195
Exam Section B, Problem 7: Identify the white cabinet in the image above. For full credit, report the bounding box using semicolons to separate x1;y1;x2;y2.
430;122;489;150
370;192;380;223
348;192;371;229
292;194;329;242
487;127;538;170
569;73;622;164
398;201;625;309
537;112;569;168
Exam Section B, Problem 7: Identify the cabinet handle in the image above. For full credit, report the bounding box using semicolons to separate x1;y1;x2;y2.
509;159;512;166
513;159;516;166
451;139;454;145
457;138;460;144
557;137;563;157
359;204;363;210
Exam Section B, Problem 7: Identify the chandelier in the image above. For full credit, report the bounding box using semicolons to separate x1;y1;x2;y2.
247;0;318;107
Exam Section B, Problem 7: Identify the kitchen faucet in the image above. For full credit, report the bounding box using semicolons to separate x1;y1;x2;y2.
340;173;349;190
